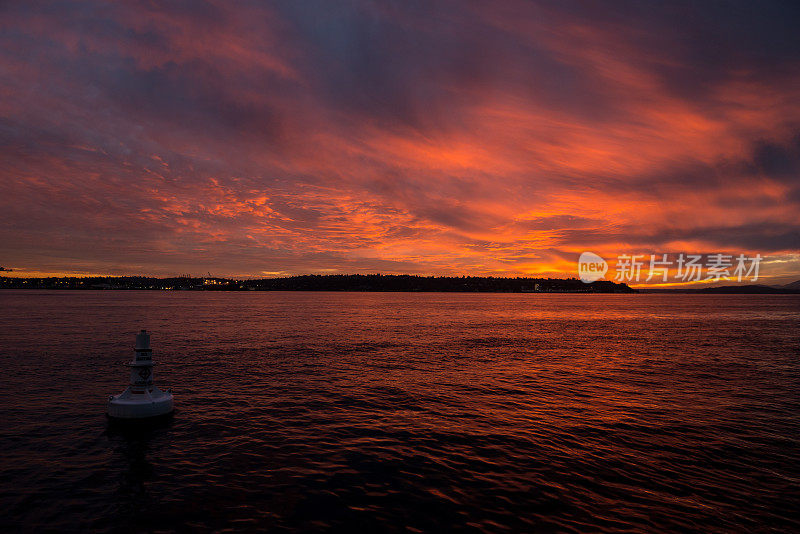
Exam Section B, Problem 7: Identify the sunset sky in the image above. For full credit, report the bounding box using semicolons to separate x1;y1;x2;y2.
2;1;799;284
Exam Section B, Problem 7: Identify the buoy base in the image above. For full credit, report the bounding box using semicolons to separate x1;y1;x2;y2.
107;386;174;419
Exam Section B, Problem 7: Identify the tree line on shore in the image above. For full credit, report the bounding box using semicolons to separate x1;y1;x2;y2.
0;274;636;292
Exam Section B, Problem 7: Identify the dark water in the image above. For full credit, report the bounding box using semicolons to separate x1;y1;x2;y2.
1;291;799;533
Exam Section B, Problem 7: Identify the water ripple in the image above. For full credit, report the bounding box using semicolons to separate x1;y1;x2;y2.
0;291;798;532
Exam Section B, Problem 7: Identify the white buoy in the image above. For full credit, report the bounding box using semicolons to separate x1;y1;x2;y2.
107;330;174;419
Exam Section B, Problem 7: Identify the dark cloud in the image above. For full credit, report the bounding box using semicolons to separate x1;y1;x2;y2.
554;222;800;252
748;132;800;181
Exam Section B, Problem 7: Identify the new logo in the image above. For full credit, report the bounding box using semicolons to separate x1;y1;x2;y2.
578;251;608;283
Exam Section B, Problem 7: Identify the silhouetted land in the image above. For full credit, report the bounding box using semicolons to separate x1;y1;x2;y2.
0;274;636;293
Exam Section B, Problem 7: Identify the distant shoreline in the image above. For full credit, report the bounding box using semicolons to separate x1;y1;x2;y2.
1;274;636;293
3;275;799;294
